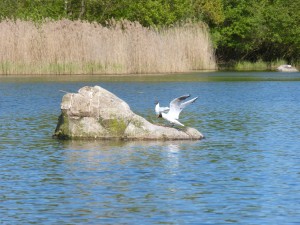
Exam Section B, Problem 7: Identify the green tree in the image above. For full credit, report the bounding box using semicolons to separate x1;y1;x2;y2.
214;0;300;64
214;0;265;62
259;0;300;63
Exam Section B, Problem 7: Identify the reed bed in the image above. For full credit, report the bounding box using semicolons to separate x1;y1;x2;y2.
0;19;216;75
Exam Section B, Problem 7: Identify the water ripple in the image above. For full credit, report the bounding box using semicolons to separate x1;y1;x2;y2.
1;74;300;224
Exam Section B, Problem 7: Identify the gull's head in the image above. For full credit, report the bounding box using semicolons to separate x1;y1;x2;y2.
155;100;162;118
155;101;160;115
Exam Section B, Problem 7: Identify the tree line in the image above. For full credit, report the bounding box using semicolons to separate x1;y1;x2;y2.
1;0;299;65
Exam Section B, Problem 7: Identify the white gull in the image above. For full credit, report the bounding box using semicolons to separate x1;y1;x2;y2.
157;95;198;126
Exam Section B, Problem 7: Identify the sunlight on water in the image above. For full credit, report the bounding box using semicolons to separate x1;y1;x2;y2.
1;72;300;224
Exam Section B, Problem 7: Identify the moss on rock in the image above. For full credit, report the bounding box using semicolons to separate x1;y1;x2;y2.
53;113;70;139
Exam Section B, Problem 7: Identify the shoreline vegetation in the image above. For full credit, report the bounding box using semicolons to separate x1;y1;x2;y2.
0;1;299;75
0;19;217;75
220;59;297;72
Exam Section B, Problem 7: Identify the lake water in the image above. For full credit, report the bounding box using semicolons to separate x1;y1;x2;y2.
1;72;300;224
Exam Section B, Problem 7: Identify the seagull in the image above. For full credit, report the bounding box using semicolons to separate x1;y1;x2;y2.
155;101;170;116
158;95;198;126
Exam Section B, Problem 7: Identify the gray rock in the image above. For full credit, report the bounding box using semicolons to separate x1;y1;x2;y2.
277;65;298;72
53;86;204;140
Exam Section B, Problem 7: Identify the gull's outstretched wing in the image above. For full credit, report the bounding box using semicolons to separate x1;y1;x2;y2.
168;95;191;119
180;97;198;110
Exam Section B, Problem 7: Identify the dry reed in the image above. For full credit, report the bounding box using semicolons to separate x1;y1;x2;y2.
0;19;216;75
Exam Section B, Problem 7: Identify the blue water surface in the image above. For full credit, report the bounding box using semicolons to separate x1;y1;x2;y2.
1;72;300;224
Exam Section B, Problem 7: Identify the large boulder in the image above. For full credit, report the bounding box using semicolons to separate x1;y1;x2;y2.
53;86;203;140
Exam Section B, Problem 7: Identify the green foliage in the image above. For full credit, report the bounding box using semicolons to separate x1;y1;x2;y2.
192;0;225;26
0;0;193;27
258;0;300;63
0;0;65;21
214;0;263;61
83;0;193;27
215;0;300;64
